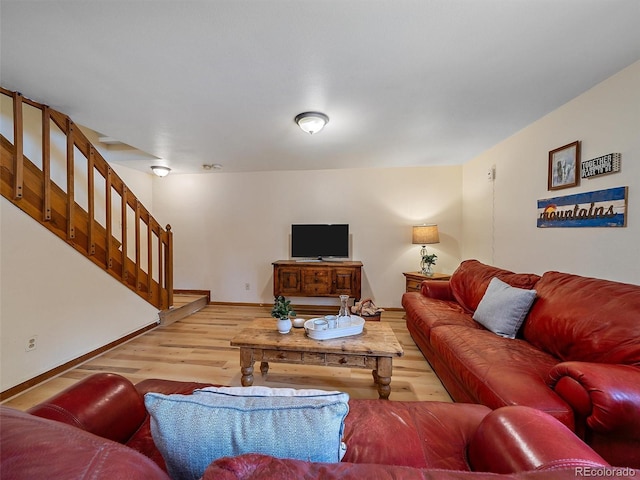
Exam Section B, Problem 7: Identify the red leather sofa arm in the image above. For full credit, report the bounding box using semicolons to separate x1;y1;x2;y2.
135;378;217;396
420;279;454;301
467;406;608;474
547;362;640;435
1;407;170;480
27;372;147;444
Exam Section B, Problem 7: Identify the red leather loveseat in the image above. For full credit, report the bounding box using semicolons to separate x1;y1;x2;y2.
402;259;640;468
1;372;612;479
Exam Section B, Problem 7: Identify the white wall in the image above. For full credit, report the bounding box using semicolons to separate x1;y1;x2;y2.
0;197;159;392
79;126;155;212
462;60;640;283
152;166;462;308
109;163;154;210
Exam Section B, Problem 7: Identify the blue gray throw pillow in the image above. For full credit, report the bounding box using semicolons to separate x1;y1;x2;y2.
144;386;349;480
473;277;537;339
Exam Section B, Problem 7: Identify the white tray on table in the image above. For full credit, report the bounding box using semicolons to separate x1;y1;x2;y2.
304;316;365;340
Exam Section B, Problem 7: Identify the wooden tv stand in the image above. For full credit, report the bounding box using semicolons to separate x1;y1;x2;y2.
273;260;362;300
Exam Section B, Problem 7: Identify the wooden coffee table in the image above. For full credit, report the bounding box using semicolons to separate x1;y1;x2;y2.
230;318;404;399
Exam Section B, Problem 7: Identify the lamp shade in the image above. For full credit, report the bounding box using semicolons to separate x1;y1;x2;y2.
295;112;329;134
412;224;439;245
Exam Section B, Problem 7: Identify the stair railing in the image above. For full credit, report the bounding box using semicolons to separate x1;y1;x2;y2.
0;87;173;310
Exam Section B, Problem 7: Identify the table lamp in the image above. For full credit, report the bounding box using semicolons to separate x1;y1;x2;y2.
412;224;440;275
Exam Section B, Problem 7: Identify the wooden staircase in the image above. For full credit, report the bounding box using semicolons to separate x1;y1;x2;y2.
1;87;173;310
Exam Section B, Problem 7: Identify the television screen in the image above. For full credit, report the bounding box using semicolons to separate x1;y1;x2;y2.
291;224;349;259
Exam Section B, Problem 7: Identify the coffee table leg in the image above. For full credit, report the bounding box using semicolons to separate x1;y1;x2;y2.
240;348;255;386
260;361;269;376
375;357;392;400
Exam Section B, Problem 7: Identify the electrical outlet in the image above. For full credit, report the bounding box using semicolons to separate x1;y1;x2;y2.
25;335;38;352
245;283;250;291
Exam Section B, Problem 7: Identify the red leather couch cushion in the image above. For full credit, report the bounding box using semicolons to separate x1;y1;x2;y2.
524;271;640;364
204;454;606;480
402;290;482;338
449;260;540;313
343;399;490;469
429;325;573;427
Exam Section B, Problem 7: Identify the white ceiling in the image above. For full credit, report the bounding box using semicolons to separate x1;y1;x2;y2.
1;1;639;175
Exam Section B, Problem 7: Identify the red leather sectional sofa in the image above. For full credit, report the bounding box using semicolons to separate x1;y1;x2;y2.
402;259;640;468
1;373;613;479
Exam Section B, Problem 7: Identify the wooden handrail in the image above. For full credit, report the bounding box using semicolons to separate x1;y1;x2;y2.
0;86;173;310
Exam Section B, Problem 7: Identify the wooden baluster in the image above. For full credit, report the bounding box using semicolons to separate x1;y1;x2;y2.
66;119;75;241
135;200;141;292
12;92;23;200
42;105;52;221
88;145;95;255
147;217;153;299
157;225;163;306
165;224;173;308
106;168;113;269
121;186;128;282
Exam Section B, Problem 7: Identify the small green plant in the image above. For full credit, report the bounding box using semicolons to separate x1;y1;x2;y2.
422;253;438;267
271;295;296;319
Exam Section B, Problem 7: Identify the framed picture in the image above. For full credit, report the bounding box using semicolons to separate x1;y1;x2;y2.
548;141;580;190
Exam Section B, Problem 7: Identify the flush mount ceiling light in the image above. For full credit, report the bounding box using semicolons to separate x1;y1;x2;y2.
295;111;329;135
150;166;171;177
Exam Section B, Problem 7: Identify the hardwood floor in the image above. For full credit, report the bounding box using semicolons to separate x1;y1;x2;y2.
2;304;451;410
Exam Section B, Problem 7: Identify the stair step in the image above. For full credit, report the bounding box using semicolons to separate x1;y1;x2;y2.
159;294;208;326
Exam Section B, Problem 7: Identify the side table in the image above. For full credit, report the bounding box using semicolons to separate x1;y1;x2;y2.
403;271;451;293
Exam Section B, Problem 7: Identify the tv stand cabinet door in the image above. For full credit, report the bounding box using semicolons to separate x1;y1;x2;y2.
333;268;360;297
274;266;301;296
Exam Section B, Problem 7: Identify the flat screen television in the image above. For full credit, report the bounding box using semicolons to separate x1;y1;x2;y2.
291;224;349;259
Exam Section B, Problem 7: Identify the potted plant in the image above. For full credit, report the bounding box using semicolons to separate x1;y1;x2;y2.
271;295;296;334
421;253;438;276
